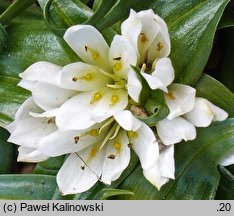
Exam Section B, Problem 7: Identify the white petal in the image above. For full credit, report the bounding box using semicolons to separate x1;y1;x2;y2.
219;149;234;166
158;145;175;179
90;89;128;122
101;130;130;184
57;147;105;195
32;82;76;111
184;98;228;127
208;101;228;121
165;84;196;120
60;62;110;91
109;35;138;79
30;108;58;118
121;9;142;54
114;110;142;131
18;79;35;91
5;97;42;133
7;117;57;148
56;91;96;131
127;69;142;102
64;25;110;71
143;166;169;190
38;123;107;157
131;123;159;169
142;58;174;91
17;146;49;163
147;29;171;62
137;10;161;63
19;61;62;85
156;117;196;145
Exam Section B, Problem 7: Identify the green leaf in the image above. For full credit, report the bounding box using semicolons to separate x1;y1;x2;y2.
215;166;234;199
195;74;234;117
95;188;134;200
33;156;65;176
0;127;16;174
117;119;234;199
0;174;56;199
218;2;234;29
0;76;29;127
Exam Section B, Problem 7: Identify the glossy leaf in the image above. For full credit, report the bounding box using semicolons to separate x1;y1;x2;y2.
0;175;56;199
95;188;134;200
33;156;65;176
215;166;234;199
0;127;16;174
117;119;234;199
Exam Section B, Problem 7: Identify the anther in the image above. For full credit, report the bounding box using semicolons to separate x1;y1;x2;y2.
127;131;138;139
107;154;116;159
74;136;80;144
157;42;164;51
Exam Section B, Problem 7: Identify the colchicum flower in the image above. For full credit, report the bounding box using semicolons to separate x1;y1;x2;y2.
5;9;231;195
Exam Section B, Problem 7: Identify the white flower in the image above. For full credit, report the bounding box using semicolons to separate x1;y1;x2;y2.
57;110;159;195
121;9;174;92
183;97;228;127
143;145;175;190
6;96;160;195
156;85;228;145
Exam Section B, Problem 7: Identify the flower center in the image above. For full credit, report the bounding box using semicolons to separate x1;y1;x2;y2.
167;92;176;100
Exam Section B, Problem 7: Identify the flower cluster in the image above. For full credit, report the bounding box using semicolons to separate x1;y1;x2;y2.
6;9;229;195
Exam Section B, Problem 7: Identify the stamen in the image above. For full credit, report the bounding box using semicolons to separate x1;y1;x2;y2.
80;166;85;170
47;118;55;124
127;131;138;139
84;45;100;60
113;57;121;61
99;69;116;80
128;143;132;148
109;124;121;140
99;123;118;149
72;73;93;82
99;117;115;134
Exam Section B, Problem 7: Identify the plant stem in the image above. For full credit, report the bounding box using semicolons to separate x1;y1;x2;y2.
0;0;37;25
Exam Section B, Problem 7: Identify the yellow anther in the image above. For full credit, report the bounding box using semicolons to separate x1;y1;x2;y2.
140;32;148;43
89;129;99;136
90;147;98;157
127;131;138;139
113;61;122;71
90;92;102;104
157;42;164;51
168;92;175;100
110;95;119;106
113;142;121;154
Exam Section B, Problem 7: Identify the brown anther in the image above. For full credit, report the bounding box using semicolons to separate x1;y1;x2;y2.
113;57;121;61
127;143;132;148
140;32;148;43
74;136;80;144
85;45;88;52
72;77;78;82
80;166;85;170
107;154;116;159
